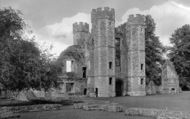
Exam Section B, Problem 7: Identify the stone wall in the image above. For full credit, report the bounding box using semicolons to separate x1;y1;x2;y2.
90;7;116;97
161;60;180;94
126;14;146;96
60;8;147;97
125;107;190;119
73;22;90;48
115;24;128;96
74;102;190;119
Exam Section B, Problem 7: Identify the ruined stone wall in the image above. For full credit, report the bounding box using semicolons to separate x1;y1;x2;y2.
115;24;129;96
60;7;147;97
86;36;95;96
126;14;146;96
161;61;180;94
73;22;90;78
115;24;128;79
90;7;116;97
61;56;84;78
73;22;90;48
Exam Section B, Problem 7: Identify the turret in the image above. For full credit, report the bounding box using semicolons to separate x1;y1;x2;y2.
73;22;89;33
88;7;116;97
127;14;145;25
91;7;115;23
73;22;89;48
126;14;146;96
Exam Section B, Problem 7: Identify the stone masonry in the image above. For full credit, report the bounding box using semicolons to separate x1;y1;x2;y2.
60;7;146;97
125;14;146;96
90;7;116;97
161;60;180;94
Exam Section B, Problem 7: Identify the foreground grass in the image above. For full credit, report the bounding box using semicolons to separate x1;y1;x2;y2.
88;91;190;112
20;106;153;119
3;91;190;119
0;98;82;107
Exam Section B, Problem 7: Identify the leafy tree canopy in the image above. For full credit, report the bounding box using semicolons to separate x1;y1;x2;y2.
0;7;61;92
145;15;164;85
168;24;190;90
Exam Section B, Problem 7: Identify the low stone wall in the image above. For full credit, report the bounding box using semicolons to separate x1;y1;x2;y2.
157;110;190;119
74;102;190;119
74;102;123;112
125;108;190;119
125;108;164;117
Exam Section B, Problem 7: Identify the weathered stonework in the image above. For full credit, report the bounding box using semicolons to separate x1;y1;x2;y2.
89;7;116;97
126;14;146;96
114;15;146;96
58;7;146;97
161;60;180;94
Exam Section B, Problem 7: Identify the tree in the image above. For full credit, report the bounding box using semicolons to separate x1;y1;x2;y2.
145;15;164;85
0;7;26;91
168;24;190;90
0;7;61;92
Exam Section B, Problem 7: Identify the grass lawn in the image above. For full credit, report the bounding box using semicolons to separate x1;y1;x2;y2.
16;91;190;119
20;106;152;119
89;91;190;112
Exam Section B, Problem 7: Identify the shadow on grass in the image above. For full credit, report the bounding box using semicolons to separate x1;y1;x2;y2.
0;98;83;107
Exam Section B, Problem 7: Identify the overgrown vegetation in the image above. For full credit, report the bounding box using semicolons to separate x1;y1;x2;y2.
145;15;164;85
57;45;84;65
0;8;61;92
168;25;190;90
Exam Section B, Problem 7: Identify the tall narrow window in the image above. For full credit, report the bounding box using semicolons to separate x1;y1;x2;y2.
109;77;112;85
66;60;72;72
140;78;144;85
109;62;112;69
141;64;143;70
82;67;87;78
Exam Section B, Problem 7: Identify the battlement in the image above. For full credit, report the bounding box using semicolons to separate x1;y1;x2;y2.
91;7;115;21
127;14;145;25
73;22;89;32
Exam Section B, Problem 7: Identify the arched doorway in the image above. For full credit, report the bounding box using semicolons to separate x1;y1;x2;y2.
116;79;123;96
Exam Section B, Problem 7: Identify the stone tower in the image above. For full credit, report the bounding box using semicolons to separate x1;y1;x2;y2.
126;14;146;96
90;7;116;97
73;22;90;78
73;22;89;48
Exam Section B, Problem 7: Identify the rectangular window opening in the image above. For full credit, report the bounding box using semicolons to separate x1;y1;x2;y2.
82;67;87;78
141;64;143;70
66;60;72;72
140;78;144;85
109;62;112;69
109;77;112;85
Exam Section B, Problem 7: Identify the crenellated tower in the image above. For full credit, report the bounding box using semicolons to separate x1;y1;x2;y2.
72;22;90;78
89;7;116;97
126;14;146;96
73;22;89;48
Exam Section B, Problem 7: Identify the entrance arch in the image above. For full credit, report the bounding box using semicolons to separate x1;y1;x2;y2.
116;79;123;96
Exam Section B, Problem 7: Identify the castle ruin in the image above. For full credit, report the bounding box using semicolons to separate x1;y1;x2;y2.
59;7;146;97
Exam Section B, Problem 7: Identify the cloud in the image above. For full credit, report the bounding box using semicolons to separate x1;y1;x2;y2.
32;0;190;56
36;12;90;56
121;1;190;46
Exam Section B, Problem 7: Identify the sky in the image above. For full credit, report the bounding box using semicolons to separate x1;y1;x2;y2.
1;0;190;56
